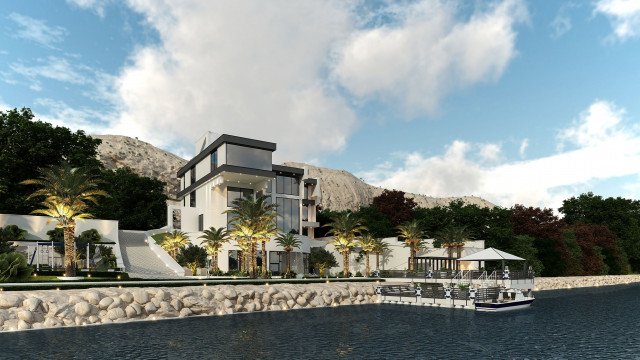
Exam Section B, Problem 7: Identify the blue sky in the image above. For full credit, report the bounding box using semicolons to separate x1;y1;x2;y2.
1;0;639;209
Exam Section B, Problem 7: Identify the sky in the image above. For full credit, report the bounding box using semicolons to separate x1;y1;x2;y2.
1;0;639;211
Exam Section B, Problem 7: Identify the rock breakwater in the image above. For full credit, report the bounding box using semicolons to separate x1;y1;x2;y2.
535;275;640;291
0;282;378;332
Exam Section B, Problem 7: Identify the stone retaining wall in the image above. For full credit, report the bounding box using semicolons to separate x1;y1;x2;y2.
535;275;640;291
0;282;378;332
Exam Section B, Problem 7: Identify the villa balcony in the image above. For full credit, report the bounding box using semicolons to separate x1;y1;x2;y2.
302;198;315;206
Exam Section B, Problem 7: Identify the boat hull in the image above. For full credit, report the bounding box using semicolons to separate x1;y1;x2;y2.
475;299;534;312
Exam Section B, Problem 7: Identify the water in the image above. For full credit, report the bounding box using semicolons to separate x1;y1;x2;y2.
2;284;639;359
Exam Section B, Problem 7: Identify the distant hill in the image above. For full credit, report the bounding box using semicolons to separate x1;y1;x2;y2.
94;135;494;210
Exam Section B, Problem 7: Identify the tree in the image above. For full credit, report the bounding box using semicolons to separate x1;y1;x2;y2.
275;232;301;275
508;235;544;275
176;244;207;276
560;193;640;271
309;247;337;276
75;229;101;265
326;213;367;277
357;234;376;277
91;168;167;230
199;227;229;273
397;220;424;271
435;225;474;258
371;238;390;271
0;108;102;215
0;252;32;281
371;189;417;227
0;225;26;254
354;206;395;238
22;163;107;277
225;195;277;278
161;230;190;259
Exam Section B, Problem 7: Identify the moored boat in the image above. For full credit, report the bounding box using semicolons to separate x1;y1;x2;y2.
474;288;534;312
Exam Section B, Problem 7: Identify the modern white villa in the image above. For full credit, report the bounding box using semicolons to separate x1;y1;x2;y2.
165;131;322;275
0;131;487;279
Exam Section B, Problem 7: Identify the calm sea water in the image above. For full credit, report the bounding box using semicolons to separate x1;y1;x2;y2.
2;284;639;359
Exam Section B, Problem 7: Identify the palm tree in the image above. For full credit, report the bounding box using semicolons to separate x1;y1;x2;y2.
326;213;367;277
358;234;376;277
257;221;278;278
21;163;106;277
372;237;390;271
275;232;301;275
397;220;425;272
225;195;277;278
161;230;190;259
199;227;229;273
436;225;474;258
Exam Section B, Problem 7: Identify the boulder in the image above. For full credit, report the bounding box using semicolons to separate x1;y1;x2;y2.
144;302;157;314
22;298;41;312
17;319;31;330
296;297;307;306
98;297;114;310
178;289;193;299
68;295;83;305
179;308;193;317
214;292;225;302
170;299;183;311
154;290;168;302
202;289;213;299
83;291;102;305
119;292;134;304
129;303;142;316
107;298;123;310
224;289;237;300
125;305;137;318
17;310;34;323
107;308;126;320
133;290;149;304
0;294;23;309
74;302;92;317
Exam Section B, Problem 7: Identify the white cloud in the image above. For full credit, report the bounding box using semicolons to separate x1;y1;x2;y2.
333;0;528;114
105;1;359;160
519;138;529;157
65;0;111;17
55;0;527;161
479;143;502;162
34;98;115;134
551;14;572;38
10;57;88;88
594;0;640;40
7;13;67;48
363;100;640;210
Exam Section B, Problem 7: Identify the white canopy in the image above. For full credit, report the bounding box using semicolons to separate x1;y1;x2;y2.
457;247;525;261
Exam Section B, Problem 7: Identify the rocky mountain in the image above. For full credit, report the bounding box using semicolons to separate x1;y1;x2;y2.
283;162;494;211
94;135;494;210
94;135;187;196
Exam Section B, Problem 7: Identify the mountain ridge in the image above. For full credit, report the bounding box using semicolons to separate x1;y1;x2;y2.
94;135;494;210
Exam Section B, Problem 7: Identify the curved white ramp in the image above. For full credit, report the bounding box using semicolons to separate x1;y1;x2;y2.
119;230;184;279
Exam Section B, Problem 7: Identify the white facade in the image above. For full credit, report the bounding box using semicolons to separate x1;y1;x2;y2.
166;132;321;274
313;237;485;276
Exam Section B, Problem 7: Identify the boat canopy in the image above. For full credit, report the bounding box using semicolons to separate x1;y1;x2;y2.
457;247;525;261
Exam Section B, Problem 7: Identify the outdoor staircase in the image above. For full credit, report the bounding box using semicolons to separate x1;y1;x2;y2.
118;230;184;279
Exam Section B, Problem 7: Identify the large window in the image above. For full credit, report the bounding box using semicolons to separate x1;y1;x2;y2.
276;175;299;196
190;167;196;184
198;214;204;231
226;144;271;170
227;187;254;207
210;150;218;172
189;191;196;207
276;197;300;234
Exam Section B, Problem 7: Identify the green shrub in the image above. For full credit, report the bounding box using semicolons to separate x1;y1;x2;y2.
281;270;297;279
0;225;26;254
355;271;363;277
337;271;351;278
225;270;248;277
0;252;33;282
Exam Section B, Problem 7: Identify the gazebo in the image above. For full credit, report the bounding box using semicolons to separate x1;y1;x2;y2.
458;247;525;273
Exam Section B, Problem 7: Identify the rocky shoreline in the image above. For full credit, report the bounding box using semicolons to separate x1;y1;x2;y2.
535;275;640;291
0;282;377;332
